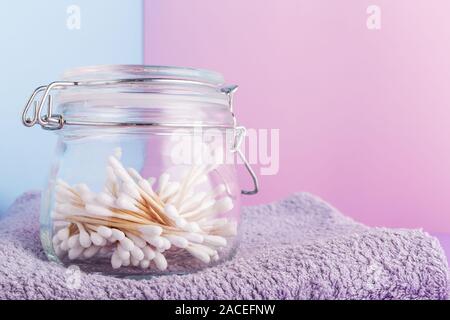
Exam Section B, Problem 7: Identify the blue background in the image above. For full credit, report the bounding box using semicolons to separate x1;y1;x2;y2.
0;0;143;213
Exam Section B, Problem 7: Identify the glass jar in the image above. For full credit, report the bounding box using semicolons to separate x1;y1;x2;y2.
22;65;258;277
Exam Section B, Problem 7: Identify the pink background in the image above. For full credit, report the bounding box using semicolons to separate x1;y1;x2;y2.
144;0;450;232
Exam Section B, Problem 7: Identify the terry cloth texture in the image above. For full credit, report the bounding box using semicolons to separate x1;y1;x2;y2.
0;191;448;299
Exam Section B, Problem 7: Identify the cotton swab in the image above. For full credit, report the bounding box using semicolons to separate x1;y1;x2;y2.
139;259;150;269
56;227;70;241
83;245;100;258
186;245;211;264
52;147;238;271
153;251;168;271
116;244;131;260
111;251;122;269
165;234;189;249
68;246;84;260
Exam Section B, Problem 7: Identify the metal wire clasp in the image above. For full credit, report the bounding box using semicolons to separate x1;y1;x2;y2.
221;85;259;195
22;81;76;130
22;80;259;195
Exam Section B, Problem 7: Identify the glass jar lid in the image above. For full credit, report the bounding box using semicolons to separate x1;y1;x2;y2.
21;65;259;195
22;65;238;131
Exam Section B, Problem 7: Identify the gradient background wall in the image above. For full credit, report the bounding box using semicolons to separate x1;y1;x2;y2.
0;0;143;213
145;0;450;232
1;1;450;234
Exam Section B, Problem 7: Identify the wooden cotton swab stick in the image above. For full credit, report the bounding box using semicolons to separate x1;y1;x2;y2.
109;155;166;217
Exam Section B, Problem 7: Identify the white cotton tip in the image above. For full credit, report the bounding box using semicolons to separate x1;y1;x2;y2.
185;222;202;233
52;234;61;246
117;245;131;260
214;184;227;197
108;156;133;183
203;235;227;247
175;218;188;229
116;194;137;212
148;177;156;186
183;233;204;243
142;246;156;260
212;253;219;261
161;237;171;251
189;173;208;188
153;252;168;271
199;245;218;256
201;198;217;211
164;204;179;219
111;251;122;269
140;259;150;269
179;192;207;213
56;227;70;241
168;181;181;194
119;237;135;251
68;246;84;260
137;225;163;236
160;182;180;200
131;257;140;267
54;245;64;257
165;235;189;249
111;229;125;241
214;197;234;214
76;185;93;198
199;218;228;228
90;232;107;246
74;184;95;202
127;167;143;181
96;226;113;238
216;221;238;237
107;236;117;243
96;192;115;207
138;179;154;196
130;246;145;261
141;235;165;250
60;239;69;251
83;245;100;259
125;232;147;248
53;221;70;230
56;178;71;189
180;199;215;219
157;173;170;193
122;257;131;267
121;182;142;200
106;166;116;182
54;185;75;200
79;229;92;248
85;204;113;217
54;192;69;204
113;147;122;159
186;246;211;264
55;203;83;216
99;246;111;255
67;234;81;249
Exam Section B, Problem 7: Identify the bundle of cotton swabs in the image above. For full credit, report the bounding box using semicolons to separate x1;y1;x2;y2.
51;148;237;271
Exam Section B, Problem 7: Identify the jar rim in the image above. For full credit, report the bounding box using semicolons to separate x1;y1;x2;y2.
62;64;225;86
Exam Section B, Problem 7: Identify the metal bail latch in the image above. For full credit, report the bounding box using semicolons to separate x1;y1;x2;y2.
22;80;260;195
221;85;259;196
22;81;76;130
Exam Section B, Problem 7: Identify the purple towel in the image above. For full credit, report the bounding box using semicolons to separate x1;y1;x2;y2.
0;191;448;300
